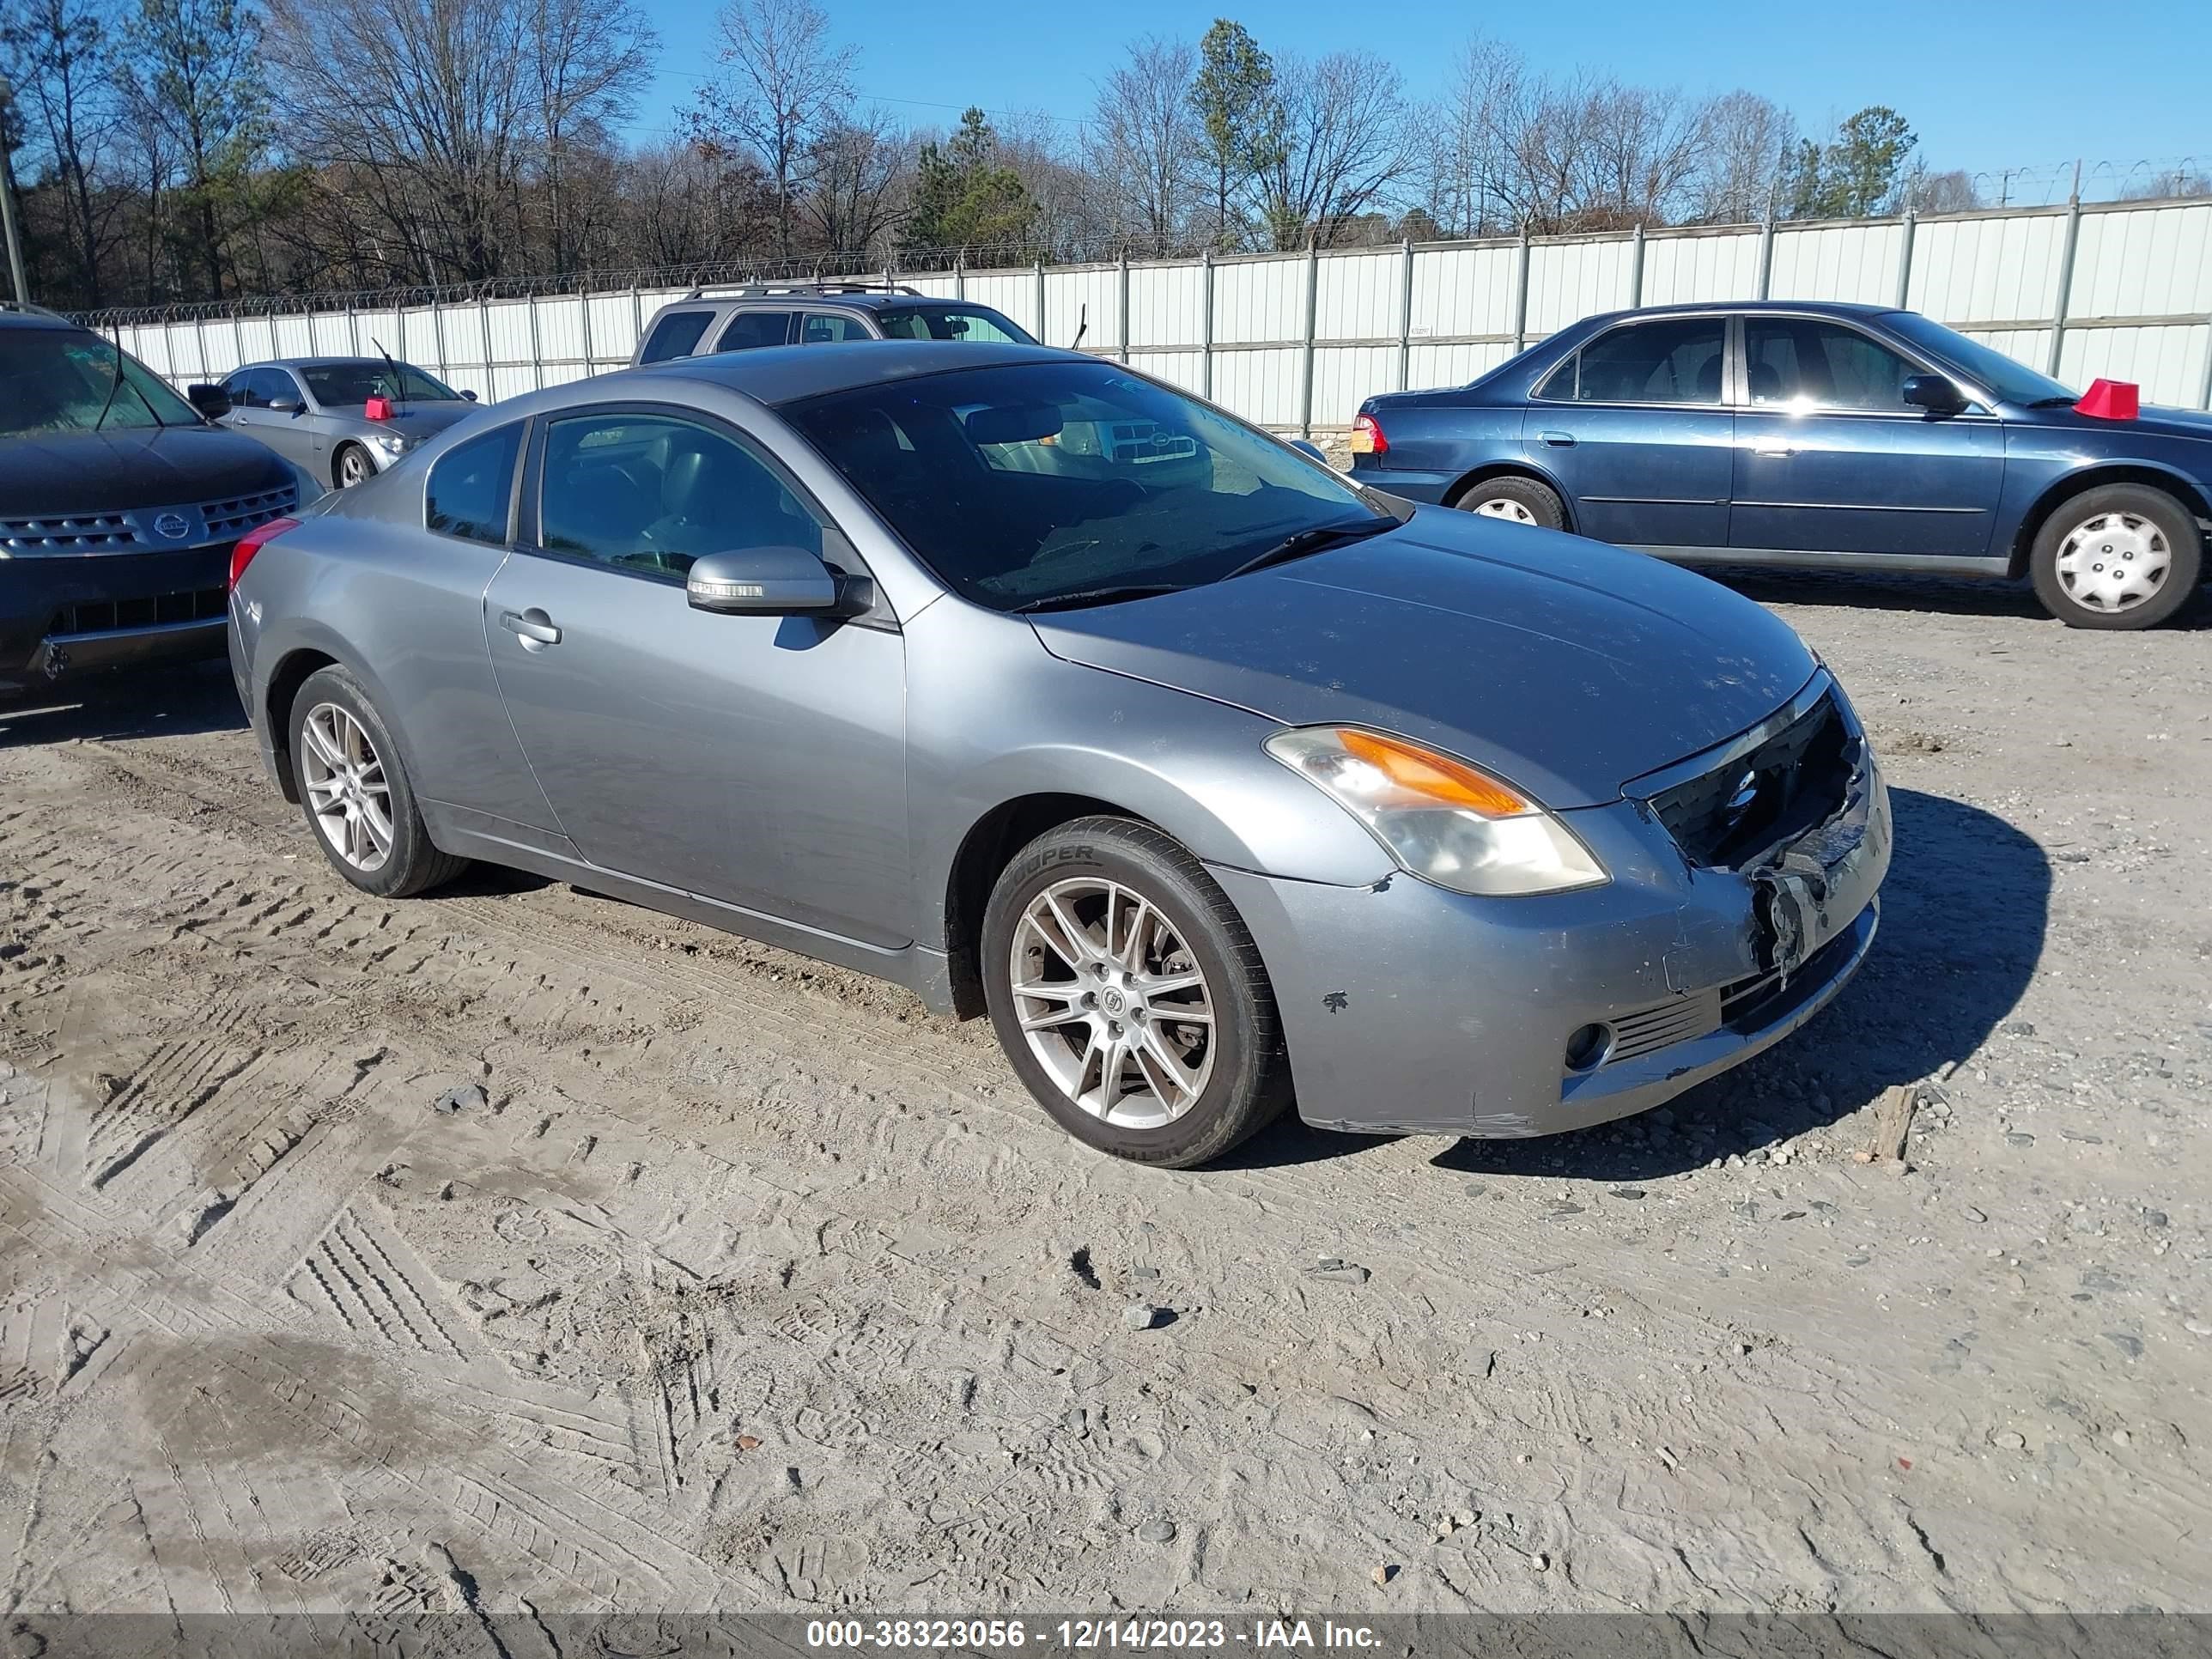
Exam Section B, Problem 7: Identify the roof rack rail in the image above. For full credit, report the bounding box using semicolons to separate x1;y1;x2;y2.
679;280;924;301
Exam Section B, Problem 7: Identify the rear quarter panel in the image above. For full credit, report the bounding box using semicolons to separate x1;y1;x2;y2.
1354;394;1528;502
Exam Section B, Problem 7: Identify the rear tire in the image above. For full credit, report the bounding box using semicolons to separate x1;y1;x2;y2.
1452;474;1565;530
2029;483;2201;629
286;665;468;898
981;817;1290;1168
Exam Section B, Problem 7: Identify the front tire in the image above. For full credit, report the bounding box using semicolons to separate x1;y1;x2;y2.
334;442;374;489
287;665;467;897
981;817;1290;1168
1451;474;1565;529
2029;483;2201;629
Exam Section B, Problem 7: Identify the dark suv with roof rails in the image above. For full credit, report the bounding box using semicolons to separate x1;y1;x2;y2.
1;303;301;697
630;281;1037;367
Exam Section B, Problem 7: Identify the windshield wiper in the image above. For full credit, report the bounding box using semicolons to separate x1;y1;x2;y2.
1219;517;1395;582
1012;582;1188;614
2025;395;2078;408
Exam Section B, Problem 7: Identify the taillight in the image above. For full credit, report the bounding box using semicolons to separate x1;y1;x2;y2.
1350;412;1388;456
364;396;394;421
229;516;299;590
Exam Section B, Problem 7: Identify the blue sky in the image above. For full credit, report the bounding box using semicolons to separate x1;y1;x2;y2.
622;0;2207;201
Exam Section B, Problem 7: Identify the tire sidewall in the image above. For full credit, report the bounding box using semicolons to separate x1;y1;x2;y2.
981;827;1272;1166
1454;476;1565;530
2032;485;2202;630
289;665;436;896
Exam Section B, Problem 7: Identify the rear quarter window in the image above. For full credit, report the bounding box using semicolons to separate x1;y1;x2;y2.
639;311;715;364
426;422;524;544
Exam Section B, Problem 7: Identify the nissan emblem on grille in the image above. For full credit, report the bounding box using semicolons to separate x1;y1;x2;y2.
153;513;191;540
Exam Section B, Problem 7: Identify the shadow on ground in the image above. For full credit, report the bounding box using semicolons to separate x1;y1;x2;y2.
0;659;246;747
1225;787;2050;1177
1705;565;2209;629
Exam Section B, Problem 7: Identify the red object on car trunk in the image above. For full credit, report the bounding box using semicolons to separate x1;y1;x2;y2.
229;516;300;590
2074;379;2139;420
364;395;395;421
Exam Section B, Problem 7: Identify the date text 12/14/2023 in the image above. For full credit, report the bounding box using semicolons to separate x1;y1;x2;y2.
804;1618;1383;1651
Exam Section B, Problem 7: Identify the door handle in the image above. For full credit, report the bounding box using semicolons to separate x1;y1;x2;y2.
1537;430;1577;447
499;608;562;647
1752;444;1797;459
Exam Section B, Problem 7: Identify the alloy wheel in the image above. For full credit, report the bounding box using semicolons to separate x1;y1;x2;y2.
300;702;393;872
339;447;372;487
1470;495;1537;524
2055;510;2171;613
1008;878;1216;1128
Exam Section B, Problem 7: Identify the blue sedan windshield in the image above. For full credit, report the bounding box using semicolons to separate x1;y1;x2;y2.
1882;312;2075;406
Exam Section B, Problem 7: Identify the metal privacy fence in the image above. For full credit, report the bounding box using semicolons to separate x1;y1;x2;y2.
92;197;2212;434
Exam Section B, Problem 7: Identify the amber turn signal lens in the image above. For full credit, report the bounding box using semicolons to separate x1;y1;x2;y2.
1336;729;1530;817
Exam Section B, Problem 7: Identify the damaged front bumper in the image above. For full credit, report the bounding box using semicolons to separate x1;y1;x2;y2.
1211;695;1891;1139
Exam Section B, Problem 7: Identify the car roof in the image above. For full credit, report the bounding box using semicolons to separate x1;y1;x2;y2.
246;356;412;369
0;307;82;331
649;340;1089;406
1582;300;1901;324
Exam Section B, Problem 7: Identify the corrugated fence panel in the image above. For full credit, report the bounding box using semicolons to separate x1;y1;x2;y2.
1769;222;1903;304
1527;237;1634;335
2069;203;2212;320
1313;346;1398;427
1409;340;1515;387
961;271;1038;338
1908;210;2068;325
1213;257;1305;346
586;293;642;365
1640;228;1761;305
1316;250;1401;343
904;271;961;300
308;313;354;355
536;297;589;371
1409;244;1518;342
1045;266;1121;352
1129;264;1205;349
485;301;537;372
1129;349;1206;395
1210;348;1302;428
2059;324;2209;408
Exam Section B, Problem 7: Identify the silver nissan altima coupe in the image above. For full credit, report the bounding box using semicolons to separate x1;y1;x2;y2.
228;341;1889;1168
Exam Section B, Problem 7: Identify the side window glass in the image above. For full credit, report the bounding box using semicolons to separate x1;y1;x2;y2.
538;412;826;579
225;371;260;407
799;312;871;343
1533;354;1578;400
1573;318;1727;404
639;310;714;364
425;422;524;545
262;370;301;408
717;310;795;351
1747;321;1916;410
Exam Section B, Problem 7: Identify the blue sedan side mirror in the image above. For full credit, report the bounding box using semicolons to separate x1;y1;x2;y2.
1901;374;1966;416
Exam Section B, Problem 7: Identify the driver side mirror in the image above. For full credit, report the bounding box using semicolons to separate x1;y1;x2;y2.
187;383;232;417
269;397;304;416
463;389;479;401
1901;374;1966;416
686;544;872;617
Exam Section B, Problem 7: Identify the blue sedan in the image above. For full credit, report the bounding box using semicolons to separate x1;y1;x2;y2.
1349;301;2208;629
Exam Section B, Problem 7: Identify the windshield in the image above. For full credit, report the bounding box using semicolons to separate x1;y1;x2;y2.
1882;312;2075;406
873;307;1036;345
783;360;1389;611
300;361;463;407
0;329;200;434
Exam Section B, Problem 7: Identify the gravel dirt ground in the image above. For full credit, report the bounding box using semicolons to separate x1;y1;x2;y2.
0;569;2207;1631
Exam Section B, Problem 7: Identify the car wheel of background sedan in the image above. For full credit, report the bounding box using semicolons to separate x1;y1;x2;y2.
1451;475;1565;530
981;817;1290;1168
288;665;469;898
334;442;374;489
2029;483;2202;630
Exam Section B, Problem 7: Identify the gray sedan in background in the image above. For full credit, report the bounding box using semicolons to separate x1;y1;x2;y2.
227;342;1888;1168
207;356;478;489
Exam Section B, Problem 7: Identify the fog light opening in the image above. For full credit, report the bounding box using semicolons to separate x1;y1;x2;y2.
1564;1023;1613;1073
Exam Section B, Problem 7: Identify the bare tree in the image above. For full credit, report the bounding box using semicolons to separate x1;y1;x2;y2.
2;0;124;302
1255;49;1406;249
1687;89;1795;223
119;0;266;295
1416;35;1519;237
803;107;905;257
1085;35;1197;258
1575;79;1705;228
687;0;854;254
526;0;654;273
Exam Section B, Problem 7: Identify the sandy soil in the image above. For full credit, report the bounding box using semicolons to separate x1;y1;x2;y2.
1;570;2207;1627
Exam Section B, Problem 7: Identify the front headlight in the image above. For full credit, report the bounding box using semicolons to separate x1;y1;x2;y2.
368;432;408;457
1266;726;1607;896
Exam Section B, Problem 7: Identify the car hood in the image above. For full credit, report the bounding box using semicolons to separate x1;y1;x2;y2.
1029;512;1818;809
0;425;294;515
325;403;477;442
2023;403;2212;446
